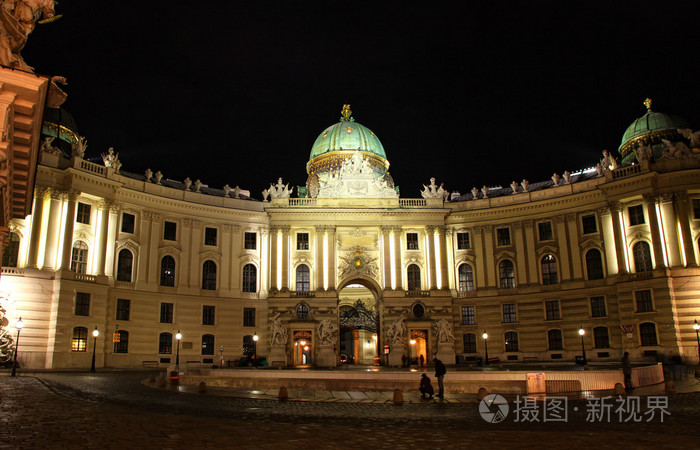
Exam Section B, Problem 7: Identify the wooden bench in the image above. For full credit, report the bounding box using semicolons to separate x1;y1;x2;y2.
142;361;158;368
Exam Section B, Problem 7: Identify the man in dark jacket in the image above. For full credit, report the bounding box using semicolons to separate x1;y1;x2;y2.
433;358;446;397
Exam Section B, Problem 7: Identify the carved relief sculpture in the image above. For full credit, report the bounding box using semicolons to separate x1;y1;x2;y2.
386;314;407;345
434;318;455;344
316;318;338;346
269;313;289;346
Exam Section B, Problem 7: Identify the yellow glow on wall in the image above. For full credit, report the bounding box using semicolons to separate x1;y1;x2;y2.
425;234;431;288
433;232;441;289
655;203;669;267
55;200;68;269
323;233;329;290
20;212;32;267
389;233;396;290
618;214;630;272
677;223;687;267
92;210;104;274
36;196;51;269
276;232;282;290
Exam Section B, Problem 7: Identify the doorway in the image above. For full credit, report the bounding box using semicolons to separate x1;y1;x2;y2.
408;329;428;366
293;330;312;366
338;283;378;365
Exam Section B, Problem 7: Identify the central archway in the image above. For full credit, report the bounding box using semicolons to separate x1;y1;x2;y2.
337;276;383;365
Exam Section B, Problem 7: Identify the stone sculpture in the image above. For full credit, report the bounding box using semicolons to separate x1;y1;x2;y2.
154;171;163;185
269;313;288;346
144;168;153;182
660;139;692;159
386;314;406;345
0;302;15;364
194;179;202;193
510;181;518;194
480;186;488;198
563;171;571;184
677;128;700;150
521;179;529;192
101;147;121;172
421;177;448;200
316;318;337;346
633;143;653;163
317;150;397;198
471;187;479;199
71;136;87;158
434;318;454;344
599;149;618;172
551;173;561;186
268;177;293;199
0;0;59;72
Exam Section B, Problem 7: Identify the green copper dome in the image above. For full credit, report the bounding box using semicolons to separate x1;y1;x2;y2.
618;98;689;165
309;107;386;161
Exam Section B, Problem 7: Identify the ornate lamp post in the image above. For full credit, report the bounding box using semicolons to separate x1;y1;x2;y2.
90;326;99;372
10;317;23;377
693;320;700;363
175;330;182;367
253;333;259;365
578;326;587;365
482;331;489;366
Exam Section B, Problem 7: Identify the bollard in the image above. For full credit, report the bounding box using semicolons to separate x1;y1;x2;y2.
198;381;207;393
392;389;404;404
665;380;675;394
614;383;625;395
478;387;489;400
278;386;288;401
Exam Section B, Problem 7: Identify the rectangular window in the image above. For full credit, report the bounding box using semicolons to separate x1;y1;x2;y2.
243;308;256;327
628;205;645;226
160;302;174;323
582;214;598;234
202;305;215;325
538;222;553;241
502;303;517;323
163;221;177;240
71;327;87;352
114;331;128;354
545;300;561;321
406;233;419;250
635;290;654;313
204;227;217;246
75;292;90;316
496;228;511;246
121;213;135;233
590;296;607;317
116;298;130;321
457;232;470;250
463;334;476;353
594;327;610;349
76;202;91;224
693;199;700;219
297;232;309;250
244;232;257;250
461;306;475;325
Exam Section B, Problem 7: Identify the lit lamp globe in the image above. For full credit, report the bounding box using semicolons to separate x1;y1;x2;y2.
176;331;182;341
482;332;488;340
693;320;699;331
253;334;259;342
578;327;585;336
93;327;99;338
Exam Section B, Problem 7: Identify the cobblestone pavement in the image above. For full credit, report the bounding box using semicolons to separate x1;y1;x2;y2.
1;372;699;449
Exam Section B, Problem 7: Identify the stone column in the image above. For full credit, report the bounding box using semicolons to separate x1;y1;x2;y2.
59;190;79;270
566;213;583;279
148;213;162;285
327;226;336;291
95;200;112;276
643;194;666;268
26;186;48;268
259;227;269;291
674;192;697;267
598;206;619;276
512;222;528;285
473;226;486;289
381;226;392;289
658;193;682;268
220;224;233;292
437;226;448;290
425;226;437;290
189;220;202;288
269;226;279;291
230;225;242;291
280;225;290;291
522;220;538;283
483;225;495;287
42;188;63;269
314;226;323;291
554;215;571;281
136;211;152;285
392;226;403;290
104;203;120;278
444;228;455;290
610;202;628;274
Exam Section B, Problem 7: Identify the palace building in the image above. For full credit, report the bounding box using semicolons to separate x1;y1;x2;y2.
1;101;699;370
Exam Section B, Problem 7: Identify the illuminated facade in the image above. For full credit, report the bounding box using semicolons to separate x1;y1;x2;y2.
1;103;700;369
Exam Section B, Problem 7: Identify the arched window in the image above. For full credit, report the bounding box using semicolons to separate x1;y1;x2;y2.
504;331;519;352
548;329;563;350
71;326;87;352
463;333;476;353
160;255;176;286
407;264;421;291
639;322;658;346
541;255;558;285
202;260;217;290
2;232;19;267
296;304;309;319
585;249;604;280
242;264;257;293
594;327;610;348
458;264;474;292
159;332;172;354
114;330;129;353
633;241;653;273
296;264;310;292
71;241;88;273
202;334;215;355
499;260;515;289
116;249;133;282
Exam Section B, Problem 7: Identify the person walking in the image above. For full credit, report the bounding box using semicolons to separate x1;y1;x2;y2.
433;358;446;398
622;351;633;391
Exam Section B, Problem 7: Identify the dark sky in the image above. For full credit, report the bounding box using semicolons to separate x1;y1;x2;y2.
23;1;700;199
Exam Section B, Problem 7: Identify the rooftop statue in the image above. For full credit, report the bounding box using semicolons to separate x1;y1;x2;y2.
317;150;397;198
677;128;700;150
268;177;293;199
633;143;653;163
660;139;692;160
599;149;618;172
0;0;60;72
420;177;448;200
101;147;121;173
70;136;87;159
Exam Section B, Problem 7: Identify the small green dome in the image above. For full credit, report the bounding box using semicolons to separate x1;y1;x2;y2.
618;99;689;165
309;116;386;161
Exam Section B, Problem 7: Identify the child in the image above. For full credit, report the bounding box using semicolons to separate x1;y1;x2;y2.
419;373;434;399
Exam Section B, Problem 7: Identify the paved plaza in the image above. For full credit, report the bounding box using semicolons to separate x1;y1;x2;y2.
1;370;700;448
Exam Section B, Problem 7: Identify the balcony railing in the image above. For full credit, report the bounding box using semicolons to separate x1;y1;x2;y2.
406;290;430;297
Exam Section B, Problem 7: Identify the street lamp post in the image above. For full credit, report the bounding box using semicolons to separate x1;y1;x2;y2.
578;326;587;365
482;331;489;366
253;333;259;366
175;330;182;367
10;317;23;377
693;320;700;364
91;326;99;372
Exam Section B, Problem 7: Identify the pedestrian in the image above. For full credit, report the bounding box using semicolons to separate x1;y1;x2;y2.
433;358;446;397
419;354;424;367
622;351;633;391
419;374;434;399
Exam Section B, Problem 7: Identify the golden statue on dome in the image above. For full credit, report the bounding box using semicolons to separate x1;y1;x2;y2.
341;104;352;121
643;97;652;111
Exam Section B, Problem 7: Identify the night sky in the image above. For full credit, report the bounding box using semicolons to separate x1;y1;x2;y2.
22;2;700;199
